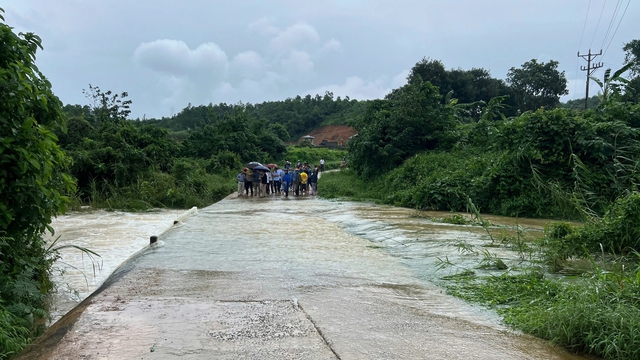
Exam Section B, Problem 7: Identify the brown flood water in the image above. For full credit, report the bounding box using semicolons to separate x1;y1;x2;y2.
24;195;590;359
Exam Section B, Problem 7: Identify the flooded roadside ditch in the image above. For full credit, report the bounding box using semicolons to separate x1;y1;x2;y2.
45;209;186;323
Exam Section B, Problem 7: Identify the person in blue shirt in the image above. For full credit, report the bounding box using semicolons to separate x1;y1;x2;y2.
237;168;246;196
282;169;292;197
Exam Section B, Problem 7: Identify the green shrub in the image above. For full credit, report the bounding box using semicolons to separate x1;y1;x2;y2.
572;192;640;254
446;270;640;359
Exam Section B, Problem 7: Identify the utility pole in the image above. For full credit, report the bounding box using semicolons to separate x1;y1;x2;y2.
578;49;603;110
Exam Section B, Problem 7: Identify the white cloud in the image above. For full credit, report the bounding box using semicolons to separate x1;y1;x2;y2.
391;69;409;88
248;17;279;36
281;50;314;73
233;51;263;68
133;39;228;77
270;21;320;51
231;50;264;78
127;19;346;115
322;38;341;52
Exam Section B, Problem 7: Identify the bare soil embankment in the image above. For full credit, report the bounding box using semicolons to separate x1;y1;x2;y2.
297;125;357;144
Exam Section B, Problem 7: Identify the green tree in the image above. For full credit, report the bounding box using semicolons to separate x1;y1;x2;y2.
268;123;290;142
506;59;568;113
0;7;74;355
408;58;449;92
622;40;640;104
348;78;455;178
82;84;131;124
623;39;640;77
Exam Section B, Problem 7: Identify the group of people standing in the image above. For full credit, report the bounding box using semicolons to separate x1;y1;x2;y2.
236;160;323;198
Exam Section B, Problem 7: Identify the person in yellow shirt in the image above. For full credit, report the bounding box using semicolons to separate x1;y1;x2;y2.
299;170;308;196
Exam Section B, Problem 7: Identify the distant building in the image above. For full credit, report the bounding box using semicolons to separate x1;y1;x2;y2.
301;135;315;145
319;139;340;149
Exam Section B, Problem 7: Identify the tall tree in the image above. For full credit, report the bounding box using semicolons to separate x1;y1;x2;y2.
623;39;640;77
407;58;450;93
506;59;568;113
622;40;640;104
348;78;455;178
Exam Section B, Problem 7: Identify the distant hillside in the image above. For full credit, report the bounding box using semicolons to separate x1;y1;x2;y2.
141;93;370;141
297;125;357;145
561;95;600;110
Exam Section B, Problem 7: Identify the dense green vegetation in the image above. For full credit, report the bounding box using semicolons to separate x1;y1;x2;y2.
141;93;369;142
59;90;347;211
320;41;640;359
0;10;74;357
3;2;640;357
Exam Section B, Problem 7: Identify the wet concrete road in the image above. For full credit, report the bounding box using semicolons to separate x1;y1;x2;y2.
19;195;587;359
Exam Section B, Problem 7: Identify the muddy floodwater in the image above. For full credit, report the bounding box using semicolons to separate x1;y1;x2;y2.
24;195;588;359
45;209;187;323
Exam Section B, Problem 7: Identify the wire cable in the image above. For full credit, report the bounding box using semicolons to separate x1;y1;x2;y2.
600;0;623;50
590;0;608;49
603;0;631;57
576;0;592;98
578;0;592;51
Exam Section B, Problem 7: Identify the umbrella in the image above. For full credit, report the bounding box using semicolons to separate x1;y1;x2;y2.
253;165;270;172
246;162;263;169
265;163;278;168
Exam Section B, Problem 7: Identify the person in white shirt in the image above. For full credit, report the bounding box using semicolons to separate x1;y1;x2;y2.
272;166;283;195
320;158;325;172
265;169;272;194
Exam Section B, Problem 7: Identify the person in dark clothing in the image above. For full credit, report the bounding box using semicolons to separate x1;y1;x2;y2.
309;169;318;195
245;169;254;196
260;171;268;198
252;168;261;196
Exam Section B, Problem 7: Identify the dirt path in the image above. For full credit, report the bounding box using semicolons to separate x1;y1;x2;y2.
19;196;587;359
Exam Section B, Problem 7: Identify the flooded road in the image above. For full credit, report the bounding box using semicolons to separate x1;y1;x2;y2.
23;195;587;359
45;209;189;323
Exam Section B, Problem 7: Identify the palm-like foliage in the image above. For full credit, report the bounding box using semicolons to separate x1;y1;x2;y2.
589;62;634;104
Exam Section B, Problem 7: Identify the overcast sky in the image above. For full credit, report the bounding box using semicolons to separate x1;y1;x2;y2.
3;0;638;119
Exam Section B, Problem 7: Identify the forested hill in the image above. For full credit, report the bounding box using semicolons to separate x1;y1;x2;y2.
141;93;370;141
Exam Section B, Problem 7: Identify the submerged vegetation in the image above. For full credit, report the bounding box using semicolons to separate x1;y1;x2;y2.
319;42;640;359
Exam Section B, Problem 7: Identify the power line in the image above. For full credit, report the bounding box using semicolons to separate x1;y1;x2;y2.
576;0;592;98
590;0;609;49
603;0;631;57
578;0;592;50
600;0;623;50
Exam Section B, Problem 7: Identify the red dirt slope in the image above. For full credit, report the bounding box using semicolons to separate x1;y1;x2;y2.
297;125;357;145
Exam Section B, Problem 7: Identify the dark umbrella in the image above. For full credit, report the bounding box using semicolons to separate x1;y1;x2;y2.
246;162;263;169
253;165;270;172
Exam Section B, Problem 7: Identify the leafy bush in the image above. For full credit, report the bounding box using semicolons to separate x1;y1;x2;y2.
565;192;640;254
1;10;73;355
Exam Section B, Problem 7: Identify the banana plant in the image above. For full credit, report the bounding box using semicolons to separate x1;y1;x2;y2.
589;62;634;104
